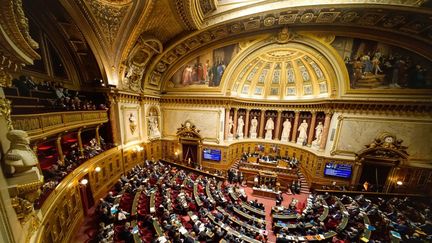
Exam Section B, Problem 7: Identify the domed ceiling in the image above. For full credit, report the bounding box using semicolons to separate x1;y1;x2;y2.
230;46;331;100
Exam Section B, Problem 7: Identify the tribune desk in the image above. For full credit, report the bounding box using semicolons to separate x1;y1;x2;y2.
252;187;279;199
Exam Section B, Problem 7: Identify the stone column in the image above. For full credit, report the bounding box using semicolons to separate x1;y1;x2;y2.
56;135;64;165
274;110;283;140
108;96;121;145
233;108;238;137
291;111;300;143
224;107;231;140
244;109;250;138
95;125;101;146
319;111;332;151
258;110;266;139
77;128;84;157
307;111;317;146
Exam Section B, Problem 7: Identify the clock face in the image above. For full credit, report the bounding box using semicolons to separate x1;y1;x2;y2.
384;136;394;143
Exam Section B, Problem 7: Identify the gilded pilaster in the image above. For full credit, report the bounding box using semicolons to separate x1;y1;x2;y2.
244;109;250;138
224;107;231;140
291;111;300;143
274;110;282;140
56;135;64;166
307;111;317;146
319;111;332;151
77;128;84;157
233;108;238;137
95;125;101;146
258;110;266;139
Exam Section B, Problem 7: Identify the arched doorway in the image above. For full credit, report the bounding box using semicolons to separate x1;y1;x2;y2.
354;133;408;193
176;121;203;168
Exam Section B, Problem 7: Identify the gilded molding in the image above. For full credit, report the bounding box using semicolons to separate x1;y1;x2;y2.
0;0;40;70
0;97;12;130
145;6;432;89
160;96;432;115
11;110;109;141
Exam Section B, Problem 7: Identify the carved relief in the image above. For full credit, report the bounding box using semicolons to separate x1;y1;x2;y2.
0;0;40;71
128;113;137;134
176;120;201;139
83;0;131;44
199;0;216;15
0;97;12;130
122;37;162;92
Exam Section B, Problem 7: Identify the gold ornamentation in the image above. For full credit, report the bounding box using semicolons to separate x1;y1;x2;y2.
263;16;276;27
279;14;297;24
300;13;314;23
276;27;294;44
199;0;216;15
0;97;12;130
230;23;242;33
11;197;33;220
84;0;131;44
316;12;340;23
358;12;385;26
176;120;202;139
0;68;12;87
340;11;358;23
13;0;39;49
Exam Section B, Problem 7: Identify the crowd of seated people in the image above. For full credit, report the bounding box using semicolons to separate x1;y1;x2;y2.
275;192;432;243
36;137;111;208
89;160;270;243
7;75;108;113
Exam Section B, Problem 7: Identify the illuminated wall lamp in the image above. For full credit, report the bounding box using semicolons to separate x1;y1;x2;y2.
95;167;101;172
396;181;403;186
80;179;88;185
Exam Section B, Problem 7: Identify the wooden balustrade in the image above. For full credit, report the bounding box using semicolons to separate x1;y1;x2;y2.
12;110;108;140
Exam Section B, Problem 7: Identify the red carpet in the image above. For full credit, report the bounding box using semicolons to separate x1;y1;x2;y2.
242;186;309;243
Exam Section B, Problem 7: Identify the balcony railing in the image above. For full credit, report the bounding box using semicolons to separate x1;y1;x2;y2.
11;110;108;139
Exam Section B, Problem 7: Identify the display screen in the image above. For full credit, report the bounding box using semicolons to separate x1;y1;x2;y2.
324;163;352;179
203;148;221;161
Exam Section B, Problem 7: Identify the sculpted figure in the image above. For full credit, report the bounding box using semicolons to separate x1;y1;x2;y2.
149;114;161;137
297;120;308;144
250;116;258;138
313;122;324;144
129;113;137;135
228;116;234;135
4;130;39;176
265;117;274;140
281;119;291;142
237;116;244;138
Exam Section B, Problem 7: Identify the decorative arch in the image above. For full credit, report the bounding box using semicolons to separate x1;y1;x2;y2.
220;30;347;99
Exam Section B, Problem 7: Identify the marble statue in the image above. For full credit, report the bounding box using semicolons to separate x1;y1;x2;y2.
149;114;161;138
4;130;39;176
237;115;244;139
265;117;274;140
250;116;258;139
314;122;324;143
129;113;137;135
297;120;308;145
281;118;291;142
228;116;234;140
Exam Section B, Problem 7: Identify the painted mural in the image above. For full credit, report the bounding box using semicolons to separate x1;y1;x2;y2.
332;37;432;90
169;44;239;88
